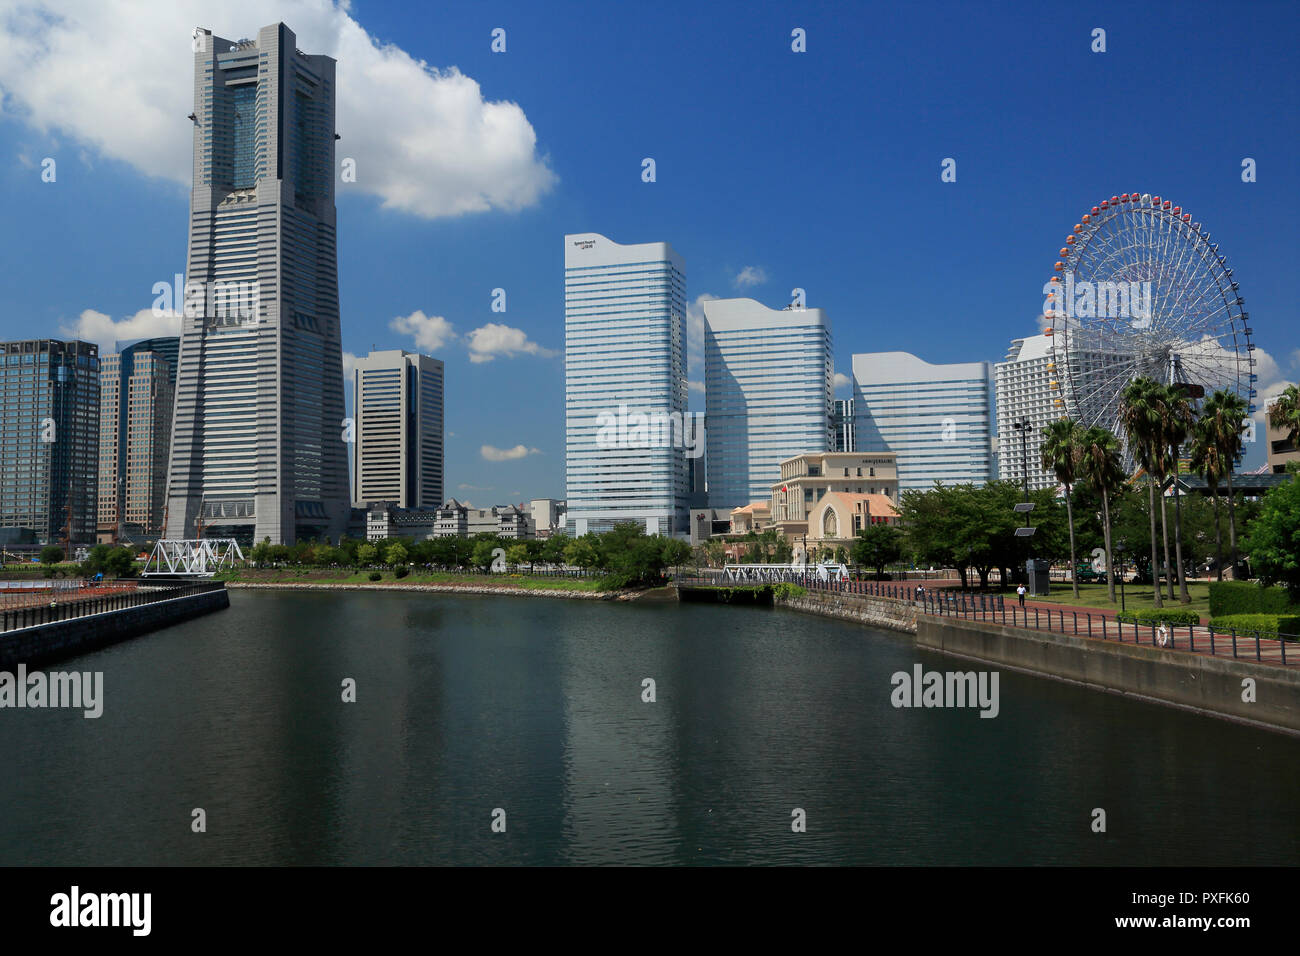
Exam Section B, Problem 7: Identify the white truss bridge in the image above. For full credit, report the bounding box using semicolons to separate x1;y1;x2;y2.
142;539;245;577
722;562;850;584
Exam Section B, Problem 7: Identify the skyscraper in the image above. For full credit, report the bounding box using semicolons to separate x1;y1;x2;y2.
352;350;444;509
853;351;993;491
97;337;179;542
165;23;348;545
0;339;99;545
702;297;833;509
564;232;689;536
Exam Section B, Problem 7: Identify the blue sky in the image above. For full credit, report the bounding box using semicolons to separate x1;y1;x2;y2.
0;0;1296;499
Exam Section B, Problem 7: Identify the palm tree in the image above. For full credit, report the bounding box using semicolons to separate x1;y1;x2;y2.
1200;389;1250;577
1077;426;1125;603
1163;385;1196;603
1040;417;1085;598
1120;377;1166;608
1268;384;1300;448
1189;410;1229;580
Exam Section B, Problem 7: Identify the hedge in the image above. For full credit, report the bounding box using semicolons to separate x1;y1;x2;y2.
1208;581;1300;617
1115;608;1201;626
1207;614;1300;641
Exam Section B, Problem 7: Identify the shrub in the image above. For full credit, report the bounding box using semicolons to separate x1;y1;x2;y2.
1208;614;1300;641
1115;608;1201;627
394;566;409;579
368;571;383;582
1208;580;1300;617
772;582;807;600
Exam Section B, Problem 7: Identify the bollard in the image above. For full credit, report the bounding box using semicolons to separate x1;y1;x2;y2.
1231;629;1238;658
1209;628;1215;656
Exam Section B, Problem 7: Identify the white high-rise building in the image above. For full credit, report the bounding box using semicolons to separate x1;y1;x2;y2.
853;352;993;491
352;350;444;510
702;298;833;509
564;232;689;536
994;331;1128;491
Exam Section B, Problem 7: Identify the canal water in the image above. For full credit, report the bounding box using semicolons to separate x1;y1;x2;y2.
1;589;1296;865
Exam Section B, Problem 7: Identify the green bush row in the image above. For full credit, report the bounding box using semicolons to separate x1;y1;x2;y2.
1208;614;1300;640
772;582;808;600
1208;581;1300;617
1115;608;1201;626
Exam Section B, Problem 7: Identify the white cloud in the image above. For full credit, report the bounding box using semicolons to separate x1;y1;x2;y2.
457;482;493;491
464;323;555;363
481;444;540;462
688;380;705;394
59;308;181;352
389;310;456;351
0;1;556;219
733;266;767;289
833;372;852;390
341;350;358;379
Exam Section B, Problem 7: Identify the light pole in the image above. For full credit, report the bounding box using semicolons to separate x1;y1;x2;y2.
1011;418;1036;591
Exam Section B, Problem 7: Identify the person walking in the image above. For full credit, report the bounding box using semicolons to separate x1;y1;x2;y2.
1016;584;1026;608
1156;623;1170;648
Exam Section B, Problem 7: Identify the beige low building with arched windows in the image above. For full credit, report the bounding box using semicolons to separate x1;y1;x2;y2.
768;451;899;560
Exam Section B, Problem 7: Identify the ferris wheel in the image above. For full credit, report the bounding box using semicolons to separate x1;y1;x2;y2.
1044;192;1256;447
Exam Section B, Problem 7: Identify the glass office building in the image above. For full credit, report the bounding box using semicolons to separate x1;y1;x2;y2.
702;298;833;509
165;23;349;545
0;339;100;545
564;232;689;536
97;337;179;541
852;352;993;491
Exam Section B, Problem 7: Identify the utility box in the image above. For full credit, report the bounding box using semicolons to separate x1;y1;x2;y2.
1026;559;1051;596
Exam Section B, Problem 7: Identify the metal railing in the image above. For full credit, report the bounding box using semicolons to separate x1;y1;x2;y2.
0;582;225;633
674;570;1295;667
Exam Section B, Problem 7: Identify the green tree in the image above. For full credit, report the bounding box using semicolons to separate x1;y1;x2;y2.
505;543;529;569
1077;426;1126;602
356;543;378;566
563;536;600;571
1189;389;1247;580
541;533;569;566
472;539;499;570
250;536;272;566
40;544;64;567
1121;377;1167;608
1164;385;1197;603
852;524;903;578
384;541;408;567
1267;383;1300;448
660;537;692;573
1242;475;1300;597
1040;417;1085;597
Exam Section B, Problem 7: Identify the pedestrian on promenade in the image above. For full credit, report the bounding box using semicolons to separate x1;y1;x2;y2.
1017;584;1026;608
1156;623;1170;648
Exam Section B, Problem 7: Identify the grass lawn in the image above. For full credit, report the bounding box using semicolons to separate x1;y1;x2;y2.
219;567;607;591
1026;580;1211;617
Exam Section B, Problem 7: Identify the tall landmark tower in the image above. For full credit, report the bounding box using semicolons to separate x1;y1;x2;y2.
165;23;349;545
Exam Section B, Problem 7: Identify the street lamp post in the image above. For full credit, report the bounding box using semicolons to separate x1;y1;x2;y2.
1011;418;1035;590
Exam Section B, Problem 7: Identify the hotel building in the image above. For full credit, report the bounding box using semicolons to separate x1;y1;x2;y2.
853;352;993;491
564;232;690;536
702;297;834;510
